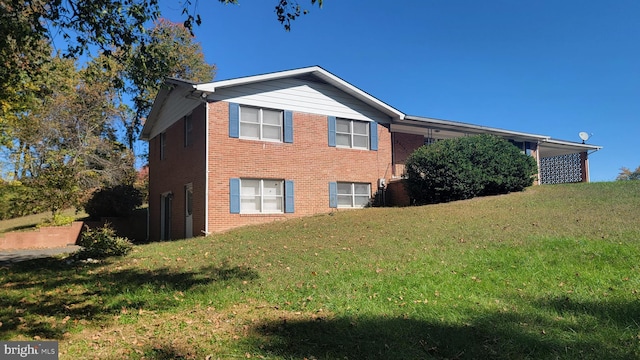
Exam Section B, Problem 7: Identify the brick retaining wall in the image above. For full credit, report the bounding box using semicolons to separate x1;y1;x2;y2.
0;222;84;250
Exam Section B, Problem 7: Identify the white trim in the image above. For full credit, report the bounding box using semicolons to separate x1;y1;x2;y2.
195;66;405;121
336;182;371;208
401;115;550;141
336;118;370;150
240;178;285;214
204;102;209;235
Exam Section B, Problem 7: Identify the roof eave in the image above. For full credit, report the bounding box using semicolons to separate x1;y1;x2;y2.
139;80;198;141
402;115;550;141
195;66;405;121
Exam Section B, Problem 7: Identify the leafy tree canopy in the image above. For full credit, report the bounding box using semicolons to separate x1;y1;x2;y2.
616;166;640;181
125;19;216;149
0;0;322;138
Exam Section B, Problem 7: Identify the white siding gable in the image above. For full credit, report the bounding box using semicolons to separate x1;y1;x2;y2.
143;85;202;140
208;78;392;123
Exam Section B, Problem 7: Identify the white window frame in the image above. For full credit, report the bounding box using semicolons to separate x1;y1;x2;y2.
337;182;371;208
239;105;283;142
336;118;369;150
240;179;284;214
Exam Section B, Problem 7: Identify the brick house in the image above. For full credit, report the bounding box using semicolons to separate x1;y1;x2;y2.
140;66;601;241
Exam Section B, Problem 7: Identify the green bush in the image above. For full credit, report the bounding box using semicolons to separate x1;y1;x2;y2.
38;213;75;227
404;134;538;205
84;184;142;219
0;181;43;220
76;225;133;259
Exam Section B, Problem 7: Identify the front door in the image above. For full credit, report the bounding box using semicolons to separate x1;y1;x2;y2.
185;184;193;238
160;192;172;240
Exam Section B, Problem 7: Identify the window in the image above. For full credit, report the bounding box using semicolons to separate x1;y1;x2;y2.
333;182;371;208
184;114;193;147
241;179;283;213
336;119;369;149
328;117;377;150
230;178;294;214
240;106;283;142
229;103;293;143
160;132;166;160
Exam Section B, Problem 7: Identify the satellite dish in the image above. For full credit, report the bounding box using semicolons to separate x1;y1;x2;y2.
579;132;590;143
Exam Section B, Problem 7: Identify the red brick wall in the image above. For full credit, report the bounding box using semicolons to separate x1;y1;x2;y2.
0;222;83;250
148;104;207;241
205;101;393;232
392;132;424;177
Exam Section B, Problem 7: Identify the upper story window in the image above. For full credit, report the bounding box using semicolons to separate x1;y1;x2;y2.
336;119;369;149
328;116;378;151
240;106;283;142
160;132;166;160
229;103;293;143
184;114;193;147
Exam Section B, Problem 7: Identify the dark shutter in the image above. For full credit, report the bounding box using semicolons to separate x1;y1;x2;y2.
328;116;336;147
229;103;240;138
229;178;240;214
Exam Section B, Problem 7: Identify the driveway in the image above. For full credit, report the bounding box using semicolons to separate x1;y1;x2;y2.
0;245;80;266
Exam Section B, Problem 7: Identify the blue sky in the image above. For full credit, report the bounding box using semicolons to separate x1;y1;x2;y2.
161;0;639;181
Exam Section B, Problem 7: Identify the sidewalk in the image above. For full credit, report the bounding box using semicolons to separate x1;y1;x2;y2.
0;245;80;265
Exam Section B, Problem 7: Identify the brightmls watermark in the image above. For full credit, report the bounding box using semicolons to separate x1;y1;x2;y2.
1;341;58;359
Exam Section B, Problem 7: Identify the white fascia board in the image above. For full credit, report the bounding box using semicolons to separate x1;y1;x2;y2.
139;79;200;140
195;66;323;91
402;115;550;141
195;66;405;120
543;138;602;151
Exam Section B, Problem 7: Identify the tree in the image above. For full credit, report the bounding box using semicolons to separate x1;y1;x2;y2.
0;0;322;115
3;53;134;215
404;135;538;205
125;19;216;149
616;166;640;181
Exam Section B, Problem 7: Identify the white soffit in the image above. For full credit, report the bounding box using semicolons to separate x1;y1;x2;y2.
140;79;201;140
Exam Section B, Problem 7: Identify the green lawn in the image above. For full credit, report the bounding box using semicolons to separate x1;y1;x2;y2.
1;181;639;359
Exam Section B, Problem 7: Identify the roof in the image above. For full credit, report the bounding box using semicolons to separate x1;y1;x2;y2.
395;115;601;158
140;66;405;140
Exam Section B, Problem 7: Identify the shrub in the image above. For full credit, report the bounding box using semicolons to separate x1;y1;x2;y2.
0;181;43;220
84;184;142;219
404;134;538;205
38;213;75;227
76;225;133;259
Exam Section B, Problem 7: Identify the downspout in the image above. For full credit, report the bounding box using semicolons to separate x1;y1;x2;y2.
203;98;210;235
189;89;211;235
536;140;541;185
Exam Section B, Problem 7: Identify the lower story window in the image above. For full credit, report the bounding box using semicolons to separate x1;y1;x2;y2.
230;178;294;214
241;179;283;213
337;182;371;208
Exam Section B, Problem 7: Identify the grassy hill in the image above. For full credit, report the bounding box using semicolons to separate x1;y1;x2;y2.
1;181;639;359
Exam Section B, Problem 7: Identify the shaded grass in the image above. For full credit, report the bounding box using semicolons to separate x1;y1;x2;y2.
1;181;639;359
0;208;88;234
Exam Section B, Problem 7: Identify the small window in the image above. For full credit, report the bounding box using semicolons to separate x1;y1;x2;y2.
241;179;284;214
160;132;166;160
184;114;193;147
337;182;371;208
240;106;283;142
336;119;369;149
